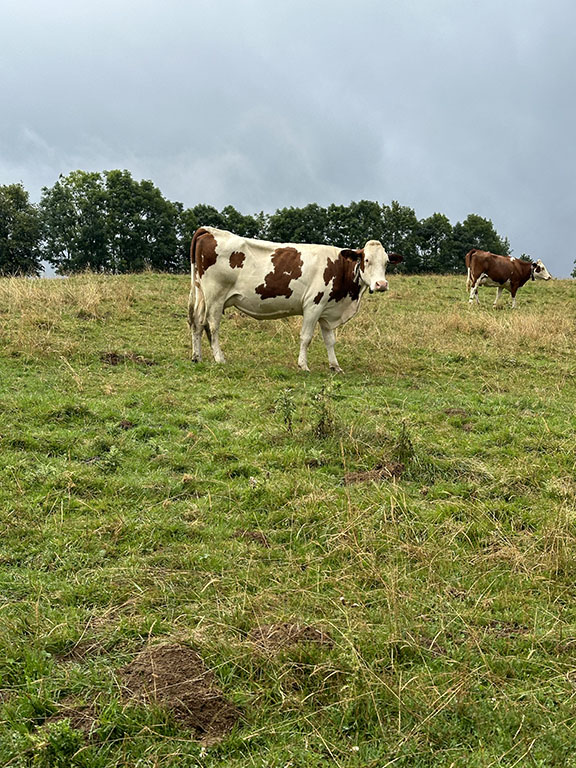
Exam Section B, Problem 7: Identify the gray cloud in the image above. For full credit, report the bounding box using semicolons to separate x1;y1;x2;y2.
1;0;575;274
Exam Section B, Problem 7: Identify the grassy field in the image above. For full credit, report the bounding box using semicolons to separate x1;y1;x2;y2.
1;271;576;767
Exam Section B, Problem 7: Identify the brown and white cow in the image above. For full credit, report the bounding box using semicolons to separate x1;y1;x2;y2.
188;227;402;372
466;249;551;308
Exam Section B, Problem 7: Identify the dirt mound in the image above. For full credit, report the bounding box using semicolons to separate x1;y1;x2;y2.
119;644;239;742
101;351;156;366
249;623;332;652
344;461;404;485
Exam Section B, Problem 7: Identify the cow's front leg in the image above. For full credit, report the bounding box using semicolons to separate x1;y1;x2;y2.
298;312;318;372
319;320;342;373
493;287;503;307
510;293;517;309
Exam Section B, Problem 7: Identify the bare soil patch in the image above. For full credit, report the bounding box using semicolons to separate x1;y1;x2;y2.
100;351;156;366
234;529;270;548
344;461;404;485
45;697;99;736
119;643;239;743
117;419;136;430
248;623;333;652
55;639;108;663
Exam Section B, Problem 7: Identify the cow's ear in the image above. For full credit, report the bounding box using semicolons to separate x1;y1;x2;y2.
388;252;403;264
340;249;362;262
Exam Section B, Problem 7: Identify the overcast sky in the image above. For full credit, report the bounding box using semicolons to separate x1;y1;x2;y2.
1;0;575;275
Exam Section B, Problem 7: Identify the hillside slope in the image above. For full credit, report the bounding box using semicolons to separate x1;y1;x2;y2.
1;273;575;767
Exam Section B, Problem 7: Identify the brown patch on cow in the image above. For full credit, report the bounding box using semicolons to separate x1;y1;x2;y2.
101;351;156;366
119;643;239;742
248;623;332;652
323;252;362;303
255;247;303;300
313;291;325;305
234;529;271;547
191;229;218;278
229;251;245;269
344;461;404;485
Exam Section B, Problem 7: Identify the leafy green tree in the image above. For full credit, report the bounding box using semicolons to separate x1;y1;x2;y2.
40;171;110;273
176;205;199;272
417;213;453;273
381;201;420;272
0;184;42;276
192;204;226;229
41;170;180;274
221;205;262;238
445;213;511;273
267;203;329;243
332;200;385;247
105;170;180;273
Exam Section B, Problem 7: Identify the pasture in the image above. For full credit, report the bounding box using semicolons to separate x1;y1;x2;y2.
1;272;576;767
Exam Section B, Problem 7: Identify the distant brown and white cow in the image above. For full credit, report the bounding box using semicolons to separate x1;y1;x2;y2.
466;249;551;308
188;227;402;372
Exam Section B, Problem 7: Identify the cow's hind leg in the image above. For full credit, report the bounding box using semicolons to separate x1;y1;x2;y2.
469;283;479;304
205;302;226;363
319;320;342;373
188;281;205;362
493;287;503;307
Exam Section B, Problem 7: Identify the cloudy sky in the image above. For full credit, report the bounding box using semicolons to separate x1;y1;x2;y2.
1;0;575;275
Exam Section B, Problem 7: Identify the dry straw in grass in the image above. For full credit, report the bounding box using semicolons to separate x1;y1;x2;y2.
0;273;135;357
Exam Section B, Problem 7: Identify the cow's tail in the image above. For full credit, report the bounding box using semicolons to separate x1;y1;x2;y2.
188;228;208;328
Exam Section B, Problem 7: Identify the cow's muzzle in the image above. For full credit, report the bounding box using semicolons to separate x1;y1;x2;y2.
373;280;389;292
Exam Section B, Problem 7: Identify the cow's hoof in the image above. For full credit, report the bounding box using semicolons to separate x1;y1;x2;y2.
298;365;310;373
330;365;344;374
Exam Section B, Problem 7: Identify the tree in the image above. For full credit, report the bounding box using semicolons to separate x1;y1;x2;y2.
267;203;329;244
40;171;109;273
220;205;262;238
41;170;180;274
192;204;226;229
381;201;420;272
417;213;453;273
0;184;42;276
445;214;511;273
104;170;180;273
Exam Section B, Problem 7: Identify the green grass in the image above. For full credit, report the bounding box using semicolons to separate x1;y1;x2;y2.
1;272;576;766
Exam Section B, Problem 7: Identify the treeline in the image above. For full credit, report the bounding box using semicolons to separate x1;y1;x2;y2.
0;169;511;276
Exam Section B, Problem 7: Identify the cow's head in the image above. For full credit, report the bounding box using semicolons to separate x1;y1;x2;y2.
532;259;552;281
340;240;403;293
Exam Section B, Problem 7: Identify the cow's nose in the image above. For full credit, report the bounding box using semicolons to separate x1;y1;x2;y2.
374;280;388;292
